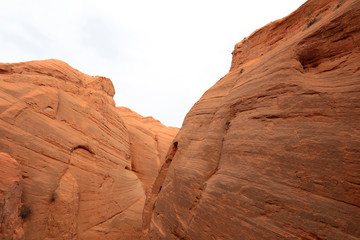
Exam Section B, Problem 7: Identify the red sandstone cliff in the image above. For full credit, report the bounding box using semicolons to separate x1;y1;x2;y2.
1;0;360;239
0;59;178;239
144;0;360;239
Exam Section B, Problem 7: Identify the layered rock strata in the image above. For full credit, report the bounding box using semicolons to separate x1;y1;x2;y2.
117;107;178;192
144;0;360;239
0;59;177;239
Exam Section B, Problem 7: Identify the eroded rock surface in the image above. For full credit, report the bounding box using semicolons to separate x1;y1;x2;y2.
0;59;177;239
117;107;178;192
144;0;360;239
0;153;24;240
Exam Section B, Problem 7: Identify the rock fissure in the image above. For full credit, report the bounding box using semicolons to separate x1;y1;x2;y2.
85;196;144;233
142;142;178;236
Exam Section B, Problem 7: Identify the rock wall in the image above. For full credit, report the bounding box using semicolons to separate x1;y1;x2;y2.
0;59;178;239
117;107;178;192
144;0;360;239
0;153;24;240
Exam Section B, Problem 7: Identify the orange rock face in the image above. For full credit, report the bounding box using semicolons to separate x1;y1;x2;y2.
117;107;178;192
0;153;24;240
144;0;360;239
0;59;178;239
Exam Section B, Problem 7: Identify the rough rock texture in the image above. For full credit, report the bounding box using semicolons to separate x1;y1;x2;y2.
0;59;177;239
144;0;360;239
0;153;24;240
117;107;178;192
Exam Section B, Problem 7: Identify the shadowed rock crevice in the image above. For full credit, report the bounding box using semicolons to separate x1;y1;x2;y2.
142;142;178;237
71;145;95;155
165;142;178;164
297;5;360;72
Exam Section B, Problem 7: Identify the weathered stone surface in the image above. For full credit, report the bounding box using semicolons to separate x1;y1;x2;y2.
0;59;177;239
0;152;24;240
117;107;178;192
144;0;360;239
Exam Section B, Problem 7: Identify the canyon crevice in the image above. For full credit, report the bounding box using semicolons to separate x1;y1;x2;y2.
1;0;360;239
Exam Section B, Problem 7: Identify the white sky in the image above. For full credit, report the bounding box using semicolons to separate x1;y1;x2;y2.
0;0;307;127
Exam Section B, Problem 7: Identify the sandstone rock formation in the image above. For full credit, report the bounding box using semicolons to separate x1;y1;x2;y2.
0;59;178;239
0;153;24;240
117;107;178;192
144;0;360;239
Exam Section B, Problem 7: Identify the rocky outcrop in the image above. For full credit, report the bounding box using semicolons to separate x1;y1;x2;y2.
0;153;24;240
0;59;177;239
117;107;178;192
144;0;360;239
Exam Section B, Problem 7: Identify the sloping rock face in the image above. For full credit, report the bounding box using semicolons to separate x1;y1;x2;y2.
144;0;360;239
0;59;177;239
0;153;24;240
117;107;178;192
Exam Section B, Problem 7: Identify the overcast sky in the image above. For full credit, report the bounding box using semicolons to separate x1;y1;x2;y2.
1;0;307;127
